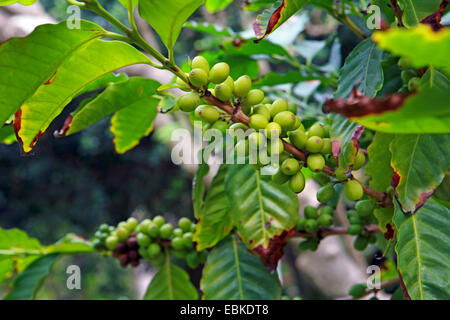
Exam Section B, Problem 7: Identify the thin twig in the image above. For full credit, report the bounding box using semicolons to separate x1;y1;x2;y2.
293;224;381;239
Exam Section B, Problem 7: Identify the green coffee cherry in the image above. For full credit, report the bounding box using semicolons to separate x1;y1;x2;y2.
253;104;271;121
246;89;265;105
265;122;282;139
153;216;165;227
401;69;417;83
209;62;230;84
270;99;288;118
306;136;324;153
160;223;174;239
316;184;335;203
116;227;129;242
127;217;139;230
304;219;319;233
304;206;319;219
290;171;305;193
189;68;208;87
296;217;307;231
233;75;252;97
321;138;332;154
214;83;232;102
348;224;363;235
105;236;119;250
151;253;165;267
146;223;160;238
334;167;347;181
186;251;200;269
344;180;364;201
171;237;185;251
249;114;269;130
229;122;248;133
195;105;220;123
318;214;333;227
289;128;307;150
148;243;162;257
353;150;366;170
273;111;296;132
347;209;358;219
136;233;151;247
368;234;377;244
307;154;325;172
248;132;265;149
298;238;319;251
349;283;367;299
178;217;192;232
178;92;199;112
292;117;302;130
355;200;374;217
235;139;249;156
353;235;369;251
272;168;290;184
308;123;325;137
397;57;412;70
191;56;210;73
173;228;183;238
182;232;194;249
212;120;228;135
348;215;361;225
222;76;234;91
281;158;300;176
267;138;284;155
320;206;333;216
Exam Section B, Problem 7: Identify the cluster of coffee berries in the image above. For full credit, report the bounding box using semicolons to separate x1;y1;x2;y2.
101;216;206;269
397;57;420;92
91;223;115;250
347;200;377;251
296;204;335;251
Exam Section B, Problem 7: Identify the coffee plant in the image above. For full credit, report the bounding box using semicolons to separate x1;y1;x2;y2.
0;0;449;300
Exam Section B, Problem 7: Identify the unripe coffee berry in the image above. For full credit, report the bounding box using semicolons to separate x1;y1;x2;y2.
304;219;319;233
304;206;319;219
281;158;300;176
248;132;265;149
178;217;192;232
353;150;366;170
270;98;288;117
160;223;174;239
209;62;230;84
355;200;374;217
214;83;232;102
318;214;333;227
253;104;271;121
222;76;234;91
289;128;307;150
233;75;252;97
308;123;325;137
249;114;269;130
212;120;228;135
305;136;324;153
189;68;208;87
290;171;305;193
178;92;200;112
348;224;363;235
316;184;335;203
246;89;265;105
272;168;290;185
320;138;332;154
273;111;296;132
265;122;282;139
195;105;220;123
191;56;210;73
307;154;325;172
344;180;364;201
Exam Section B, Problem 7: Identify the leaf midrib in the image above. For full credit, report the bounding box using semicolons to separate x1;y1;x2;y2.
255;172;268;248
232;235;244;300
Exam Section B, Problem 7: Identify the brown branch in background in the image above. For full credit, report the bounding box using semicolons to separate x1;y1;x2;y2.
390;0;405;27
421;0;449;31
202;90;393;207
293;224;380;239
337;276;401;300
323;87;412;118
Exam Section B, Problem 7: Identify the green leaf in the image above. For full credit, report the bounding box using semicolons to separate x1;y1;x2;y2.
192;160;210;219
366;132;394;192
225;164;298;267
184;21;234;37
143;252;198;300
194;165;233;251
201;234;281;300
61;77;160;137
253;71;318;88
352;68;450;134
139;0;206;51
3;254;59;300
0;258;13;284
434;172;450;202
45;233;94;254
221;38;295;63
0;228;42;254
15;41;151;153
373;207;394;233
118;0;138;10
390;134;450;213
0;124;16;145
0;0;38;6
399;0;441;27
393;198;450;299
254;0;309;42
373;25;450;74
205;0;233;13
222;55;259;80
335;38;384;99
0;21;106;125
